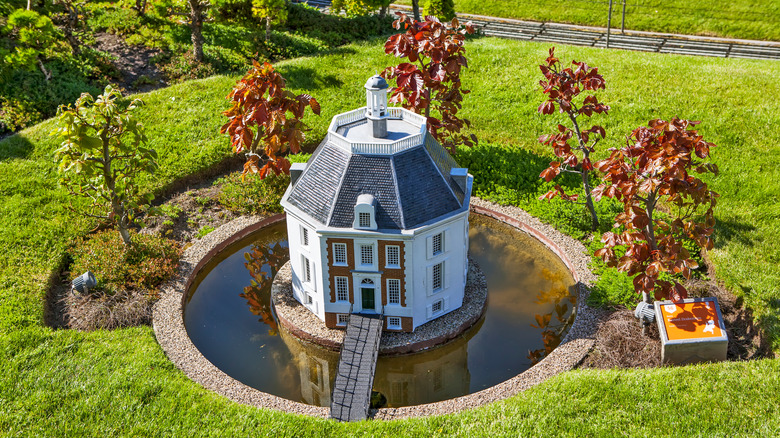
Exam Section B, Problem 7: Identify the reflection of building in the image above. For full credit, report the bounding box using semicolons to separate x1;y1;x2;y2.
281;76;473;333
372;328;472;407
279;328;338;407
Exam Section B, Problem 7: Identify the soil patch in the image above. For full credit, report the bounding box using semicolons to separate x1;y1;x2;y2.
579;278;772;369
93;32;166;93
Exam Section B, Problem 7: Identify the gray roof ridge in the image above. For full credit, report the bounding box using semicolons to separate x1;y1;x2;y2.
324;141;352;226
389;154;407;229
419;139;461;206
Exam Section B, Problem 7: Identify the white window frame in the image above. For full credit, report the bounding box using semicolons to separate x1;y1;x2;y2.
358;212;371;228
302;255;312;283
432;232;443;255
385;245;400;268
335;276;349;302
387;316;401;329
432;299;443;314
432;262;443;292
387;279;401;305
360;244;373;266
301;226;309;246
336;314;349;326
333;242;347;266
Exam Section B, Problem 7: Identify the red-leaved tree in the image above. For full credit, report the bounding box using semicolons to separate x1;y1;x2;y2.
538;47;609;232
221;61;320;178
381;13;477;153
593;117;719;304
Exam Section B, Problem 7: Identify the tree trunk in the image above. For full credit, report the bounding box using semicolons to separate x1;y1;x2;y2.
135;0;147;16
189;0;205;62
411;0;420;21
27;0;32;10
101;129;132;247
581;170;599;231
37;58;51;81
265;16;271;42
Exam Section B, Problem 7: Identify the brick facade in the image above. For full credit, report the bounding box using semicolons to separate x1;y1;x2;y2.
325;238;355;303
377;240;407;307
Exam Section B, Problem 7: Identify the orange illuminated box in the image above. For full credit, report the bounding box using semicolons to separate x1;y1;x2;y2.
654;297;728;365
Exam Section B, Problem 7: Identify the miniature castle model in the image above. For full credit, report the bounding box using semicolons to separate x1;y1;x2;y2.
280;75;473;333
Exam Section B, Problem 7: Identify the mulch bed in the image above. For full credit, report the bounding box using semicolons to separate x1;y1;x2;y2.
579;278;773;369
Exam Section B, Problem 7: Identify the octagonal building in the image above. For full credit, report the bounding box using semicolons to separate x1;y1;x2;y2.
280;75;473;333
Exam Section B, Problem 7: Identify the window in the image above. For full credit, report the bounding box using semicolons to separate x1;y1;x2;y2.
303;256;312;283
301;227;309;246
333;243;347;265
432;262;443;291
360;244;373;265
337;314;349;326
432;367;443;391
306;293;313;305
388;317;401;329
432;232;443;255
386;245;400;268
359;212;371;228
432;299;443;314
387;279;401;304
335;276;349;302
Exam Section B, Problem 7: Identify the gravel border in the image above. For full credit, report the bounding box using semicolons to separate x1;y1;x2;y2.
152;198;599;419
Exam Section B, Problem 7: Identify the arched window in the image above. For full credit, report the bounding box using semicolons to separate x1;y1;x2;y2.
361;278;374;286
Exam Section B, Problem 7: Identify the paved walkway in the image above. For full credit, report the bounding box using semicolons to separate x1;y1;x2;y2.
299;0;780;60
330;314;383;422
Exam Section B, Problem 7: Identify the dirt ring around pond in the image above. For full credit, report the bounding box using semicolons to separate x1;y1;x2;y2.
152;197;600;419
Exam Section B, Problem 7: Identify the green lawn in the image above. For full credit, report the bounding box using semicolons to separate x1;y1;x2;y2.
2;38;780;434
396;0;780;41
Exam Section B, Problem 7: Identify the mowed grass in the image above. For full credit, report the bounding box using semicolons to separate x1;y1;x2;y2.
1;38;780;434
396;0;780;41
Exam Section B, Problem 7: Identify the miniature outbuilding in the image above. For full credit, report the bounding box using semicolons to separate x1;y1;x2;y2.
280;75;473;333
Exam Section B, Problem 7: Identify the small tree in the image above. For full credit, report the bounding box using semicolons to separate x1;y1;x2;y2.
537;47;609;232
593;117;719;304
251;0;287;41
54;86;158;247
160;0;210;62
382;13;477;153
221;61;320;178
4;9;60;80
424;0;455;22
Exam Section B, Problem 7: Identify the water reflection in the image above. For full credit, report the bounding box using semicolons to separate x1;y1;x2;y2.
527;269;577;365
241;240;289;335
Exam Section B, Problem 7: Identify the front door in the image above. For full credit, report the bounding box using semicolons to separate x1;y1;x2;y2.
361;288;375;311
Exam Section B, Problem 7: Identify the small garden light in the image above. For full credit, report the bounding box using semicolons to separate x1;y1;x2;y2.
72;271;97;294
634;301;656;325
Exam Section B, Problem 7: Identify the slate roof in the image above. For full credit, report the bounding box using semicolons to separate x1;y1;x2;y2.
284;132;467;230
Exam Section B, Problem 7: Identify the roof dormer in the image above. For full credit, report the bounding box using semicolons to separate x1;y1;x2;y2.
353;193;377;230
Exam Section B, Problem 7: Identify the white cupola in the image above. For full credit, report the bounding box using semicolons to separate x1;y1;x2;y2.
364;75;389;138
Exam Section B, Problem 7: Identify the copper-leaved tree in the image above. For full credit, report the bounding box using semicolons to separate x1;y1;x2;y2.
221;61;320;178
382;13;477;153
593;117;719;304
537;47;609;232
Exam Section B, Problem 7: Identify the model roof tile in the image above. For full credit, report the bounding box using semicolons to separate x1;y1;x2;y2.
286;143;350;224
285;132;466;231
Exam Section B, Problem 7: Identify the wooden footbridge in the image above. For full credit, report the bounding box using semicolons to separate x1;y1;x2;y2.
330;314;383;422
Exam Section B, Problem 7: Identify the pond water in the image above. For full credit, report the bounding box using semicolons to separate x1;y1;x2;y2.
184;214;576;408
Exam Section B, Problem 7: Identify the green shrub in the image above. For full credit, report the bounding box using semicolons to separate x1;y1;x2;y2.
217;171;289;215
0;97;42;132
425;0;456;21
70;230;182;298
196;225;216;239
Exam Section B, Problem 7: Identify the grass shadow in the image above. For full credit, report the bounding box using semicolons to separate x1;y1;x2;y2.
281;66;344;91
0;133;36;161
714;217;757;249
